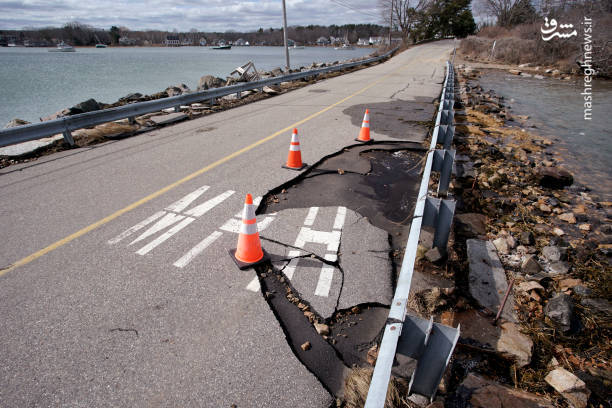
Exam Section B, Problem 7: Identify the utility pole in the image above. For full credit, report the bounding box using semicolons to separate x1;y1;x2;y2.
282;0;290;70
388;0;393;47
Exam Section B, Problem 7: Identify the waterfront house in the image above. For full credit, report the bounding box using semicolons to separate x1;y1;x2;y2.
165;35;180;47
119;36;137;46
181;37;193;46
357;38;370;46
316;36;330;46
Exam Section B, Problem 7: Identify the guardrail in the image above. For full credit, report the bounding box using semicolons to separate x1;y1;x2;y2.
0;48;398;149
364;58;459;407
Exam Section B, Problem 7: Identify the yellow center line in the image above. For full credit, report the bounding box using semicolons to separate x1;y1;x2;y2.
1;60;409;277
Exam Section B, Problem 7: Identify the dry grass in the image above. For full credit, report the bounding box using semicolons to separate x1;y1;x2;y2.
343;367;412;408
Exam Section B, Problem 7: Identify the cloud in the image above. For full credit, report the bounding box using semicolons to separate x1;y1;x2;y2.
0;0;385;31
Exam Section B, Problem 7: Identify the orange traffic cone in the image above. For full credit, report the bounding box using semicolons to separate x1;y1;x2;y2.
229;194;268;270
355;109;373;143
282;128;307;170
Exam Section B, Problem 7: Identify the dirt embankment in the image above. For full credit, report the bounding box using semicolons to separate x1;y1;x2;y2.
458;15;612;78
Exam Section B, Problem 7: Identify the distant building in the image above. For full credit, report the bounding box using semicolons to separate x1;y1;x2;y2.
330;36;343;45
181;37;193;46
165;35;180;47
286;38;295;47
316;36;330;45
235;38;247;46
119;36;137;46
369;36;386;45
357;38;370;46
199;38;207;46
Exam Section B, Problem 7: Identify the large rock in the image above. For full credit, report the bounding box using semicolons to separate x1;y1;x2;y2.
545;367;590;408
458;373;554;407
541;246;562;262
197;75;226;91
467;239;516;322
521;255;542;275
455;213;488;238
545;293;575;333
537;167;574;189
69;98;102;115
165;83;191;96
4;118;30;128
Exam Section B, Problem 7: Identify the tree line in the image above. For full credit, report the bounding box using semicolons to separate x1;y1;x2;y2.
0;23;389;47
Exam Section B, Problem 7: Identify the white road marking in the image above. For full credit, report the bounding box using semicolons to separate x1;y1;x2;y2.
294;227;341;253
173;231;223;268
184;190;235;218
246;249;301;292
165;185;210;213
303;207;319;226
257;216;276;232
246;277;261;292
136;217;195;255
315;254;337;297
333;206;347;230
107;210;165;244
130;212;187;246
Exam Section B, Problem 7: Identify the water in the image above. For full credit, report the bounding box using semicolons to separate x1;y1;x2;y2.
0;46;373;125
479;70;612;201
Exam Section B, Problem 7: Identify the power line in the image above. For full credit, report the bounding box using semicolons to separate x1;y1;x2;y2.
329;0;382;19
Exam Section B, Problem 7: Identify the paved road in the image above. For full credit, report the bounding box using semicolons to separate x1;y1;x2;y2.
0;40;454;407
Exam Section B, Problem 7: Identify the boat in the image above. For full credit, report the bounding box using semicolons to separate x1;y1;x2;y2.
212;44;231;50
95;43;107;48
291;45;305;49
334;43;354;50
49;42;75;52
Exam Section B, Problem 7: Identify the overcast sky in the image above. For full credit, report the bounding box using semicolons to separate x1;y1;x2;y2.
0;0;386;31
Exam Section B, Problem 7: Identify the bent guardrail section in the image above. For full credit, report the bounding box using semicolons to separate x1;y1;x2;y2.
364;59;459;407
0;48;398;149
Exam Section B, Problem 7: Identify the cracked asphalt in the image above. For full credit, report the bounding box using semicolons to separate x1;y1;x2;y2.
0;40;454;407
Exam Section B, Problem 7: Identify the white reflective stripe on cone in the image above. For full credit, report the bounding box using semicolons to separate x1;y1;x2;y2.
242;203;256;220
240;221;258;235
289;144;300;151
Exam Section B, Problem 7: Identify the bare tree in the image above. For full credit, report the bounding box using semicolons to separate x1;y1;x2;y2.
379;0;431;41
477;0;538;26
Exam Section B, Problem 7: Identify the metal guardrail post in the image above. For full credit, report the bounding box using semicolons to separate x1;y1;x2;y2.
432;149;456;196
62;130;75;146
423;196;456;249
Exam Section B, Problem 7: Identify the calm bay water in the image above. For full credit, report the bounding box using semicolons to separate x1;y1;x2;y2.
0;46;373;125
479;70;612;201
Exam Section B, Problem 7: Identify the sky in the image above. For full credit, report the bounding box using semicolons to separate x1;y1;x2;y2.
0;0;386;32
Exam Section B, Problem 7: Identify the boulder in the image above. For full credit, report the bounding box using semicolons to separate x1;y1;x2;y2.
197;75;225;91
541;246;562;262
520;231;535;245
165;83;191;96
467;239;516;321
545;293;575;333
458;373;554;407
455;213;488;238
4;118;30;128
548;261;569;275
493;237;510;255
521;255;542;275
581;298;612;316
118;93;144;103
69;98;102;115
545;367;590;408
537;167;574;189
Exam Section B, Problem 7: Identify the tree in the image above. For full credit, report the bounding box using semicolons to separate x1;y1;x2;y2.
110;26;120;45
417;0;477;39
478;0;538;27
379;0;431;42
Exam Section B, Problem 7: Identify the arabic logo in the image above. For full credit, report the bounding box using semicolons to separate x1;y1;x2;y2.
541;17;577;41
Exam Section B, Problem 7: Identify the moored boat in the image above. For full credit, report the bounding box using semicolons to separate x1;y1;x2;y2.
49;42;75;52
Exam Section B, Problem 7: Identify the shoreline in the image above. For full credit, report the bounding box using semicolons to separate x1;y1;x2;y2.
424;64;611;407
0;48;389;168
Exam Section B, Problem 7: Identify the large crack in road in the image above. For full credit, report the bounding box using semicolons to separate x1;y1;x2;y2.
248;141;428;400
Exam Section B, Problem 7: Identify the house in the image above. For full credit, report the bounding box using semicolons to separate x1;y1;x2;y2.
357;38;370;46
316;36;330;45
235;38;247;46
119;36;137;46
165;35;180;47
181;37;193;46
369;36;387;45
